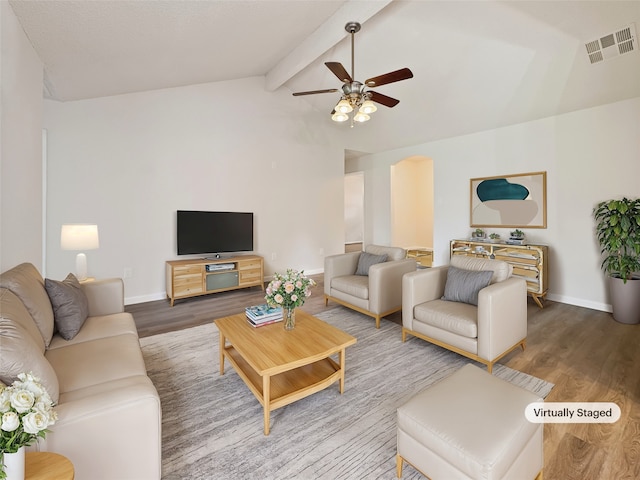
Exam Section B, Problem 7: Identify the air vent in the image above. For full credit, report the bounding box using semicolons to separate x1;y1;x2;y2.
585;23;637;64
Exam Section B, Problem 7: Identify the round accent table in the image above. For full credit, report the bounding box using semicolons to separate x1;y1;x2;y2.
26;452;74;480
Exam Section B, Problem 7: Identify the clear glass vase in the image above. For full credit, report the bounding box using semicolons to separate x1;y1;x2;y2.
284;307;295;330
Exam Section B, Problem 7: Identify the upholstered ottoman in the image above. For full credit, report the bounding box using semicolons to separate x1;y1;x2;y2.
396;364;543;480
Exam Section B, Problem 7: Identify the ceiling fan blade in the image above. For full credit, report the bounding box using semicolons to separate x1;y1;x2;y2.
292;88;339;96
325;62;352;83
368;91;400;108
365;68;413;87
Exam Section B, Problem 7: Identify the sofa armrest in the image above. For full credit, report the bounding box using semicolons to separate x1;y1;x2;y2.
402;266;448;329
43;376;161;480
81;278;125;317
477;277;527;361
324;252;361;296
368;258;417;314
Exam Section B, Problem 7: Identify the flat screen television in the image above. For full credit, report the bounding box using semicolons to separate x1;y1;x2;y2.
177;210;254;256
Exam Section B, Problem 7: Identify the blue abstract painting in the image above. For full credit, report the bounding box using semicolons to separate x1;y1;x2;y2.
470;172;546;228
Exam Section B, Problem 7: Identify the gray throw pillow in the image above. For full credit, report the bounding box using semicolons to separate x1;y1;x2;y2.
355;252;388;276
442;266;493;306
45;273;89;340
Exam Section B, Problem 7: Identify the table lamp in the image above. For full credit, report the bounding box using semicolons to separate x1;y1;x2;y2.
60;224;99;281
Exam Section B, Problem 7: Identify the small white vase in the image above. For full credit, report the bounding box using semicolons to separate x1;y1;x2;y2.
2;446;25;480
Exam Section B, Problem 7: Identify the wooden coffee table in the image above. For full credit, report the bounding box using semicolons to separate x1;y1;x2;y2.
215;309;357;435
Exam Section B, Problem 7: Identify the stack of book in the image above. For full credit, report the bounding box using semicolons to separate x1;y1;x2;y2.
245;304;283;327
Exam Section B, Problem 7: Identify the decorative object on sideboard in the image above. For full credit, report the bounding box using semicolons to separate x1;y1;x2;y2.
292;22;413;126
507;229;526;245
265;269;316;330
470;171;547;228
0;373;57;480
60;224;99;281
489;233;501;243
471;228;486;240
593;197;640;324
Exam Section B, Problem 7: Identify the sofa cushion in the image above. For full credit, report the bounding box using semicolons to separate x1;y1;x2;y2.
45;273;89;340
45;333;147;394
0;317;60;403
331;275;369;300
442;266;493;306
414;299;478;338
1;288;45;352
0;263;55;347
355;252;388;276
451;256;512;284
48;312;138;350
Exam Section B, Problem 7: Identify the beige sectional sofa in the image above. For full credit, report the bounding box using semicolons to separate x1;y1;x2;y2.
0;263;161;479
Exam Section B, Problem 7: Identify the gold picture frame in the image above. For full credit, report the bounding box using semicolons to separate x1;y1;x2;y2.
470;171;547;228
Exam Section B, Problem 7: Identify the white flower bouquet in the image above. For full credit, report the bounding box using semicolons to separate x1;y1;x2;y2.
1;373;57;478
265;269;316;310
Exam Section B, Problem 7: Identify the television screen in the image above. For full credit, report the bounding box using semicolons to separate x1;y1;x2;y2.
177;210;253;255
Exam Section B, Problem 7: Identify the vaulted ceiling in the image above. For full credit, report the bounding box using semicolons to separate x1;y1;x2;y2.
9;0;640;152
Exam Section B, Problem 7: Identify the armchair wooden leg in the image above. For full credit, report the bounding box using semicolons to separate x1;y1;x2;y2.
396;454;403;478
375;315;381;329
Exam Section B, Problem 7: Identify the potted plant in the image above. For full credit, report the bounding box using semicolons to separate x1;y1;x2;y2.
489;233;501;242
593;197;640;324
510;229;525;239
471;228;485;239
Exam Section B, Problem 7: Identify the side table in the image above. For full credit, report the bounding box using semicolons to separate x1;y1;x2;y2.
26;452;74;480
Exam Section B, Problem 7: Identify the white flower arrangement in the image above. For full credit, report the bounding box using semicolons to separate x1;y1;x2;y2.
1;373;57;478
265;269;316;310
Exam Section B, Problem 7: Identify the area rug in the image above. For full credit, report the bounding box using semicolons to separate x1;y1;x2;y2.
140;306;553;480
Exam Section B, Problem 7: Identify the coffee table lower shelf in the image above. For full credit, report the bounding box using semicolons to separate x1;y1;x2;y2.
224;347;342;424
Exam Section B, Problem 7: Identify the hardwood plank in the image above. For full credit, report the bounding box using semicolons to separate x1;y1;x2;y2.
127;274;640;479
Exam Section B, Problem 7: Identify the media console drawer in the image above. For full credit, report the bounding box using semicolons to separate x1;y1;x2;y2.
166;255;264;306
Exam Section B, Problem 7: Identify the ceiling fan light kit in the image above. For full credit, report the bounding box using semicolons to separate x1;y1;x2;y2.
292;21;413;126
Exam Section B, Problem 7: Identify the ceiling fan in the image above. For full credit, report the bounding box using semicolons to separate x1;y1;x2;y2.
292;21;413;124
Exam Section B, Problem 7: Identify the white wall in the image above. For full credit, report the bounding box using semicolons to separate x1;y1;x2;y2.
43;77;346;303
0;2;44;272
347;97;640;312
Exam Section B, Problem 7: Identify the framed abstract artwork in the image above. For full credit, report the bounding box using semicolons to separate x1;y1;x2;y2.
470;171;547;228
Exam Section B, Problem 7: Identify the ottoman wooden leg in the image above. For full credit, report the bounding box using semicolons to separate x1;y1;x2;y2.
396;453;403;478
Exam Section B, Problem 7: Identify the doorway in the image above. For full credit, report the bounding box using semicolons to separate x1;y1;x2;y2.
344;172;364;252
390;156;433;259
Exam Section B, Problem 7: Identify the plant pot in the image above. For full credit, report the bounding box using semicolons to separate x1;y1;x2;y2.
609;275;640;325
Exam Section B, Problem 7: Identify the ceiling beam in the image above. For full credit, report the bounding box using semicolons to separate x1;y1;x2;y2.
264;0;393;92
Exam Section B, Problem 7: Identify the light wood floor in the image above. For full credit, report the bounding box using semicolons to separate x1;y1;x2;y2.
127;274;640;479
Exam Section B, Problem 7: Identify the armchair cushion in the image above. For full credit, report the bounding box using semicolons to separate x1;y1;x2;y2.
331;275;369;300
451;255;512;284
355;252;388;276
414;299;478;338
441;266;493;306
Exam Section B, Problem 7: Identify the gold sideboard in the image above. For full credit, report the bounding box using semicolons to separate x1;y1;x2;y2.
450;240;548;308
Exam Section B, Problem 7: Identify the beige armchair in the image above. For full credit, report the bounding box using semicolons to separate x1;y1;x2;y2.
324;245;417;328
402;255;527;372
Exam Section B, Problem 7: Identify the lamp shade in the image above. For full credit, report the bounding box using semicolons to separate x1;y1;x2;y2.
331;112;349;122
353;112;370;123
61;224;99;250
359;100;377;114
